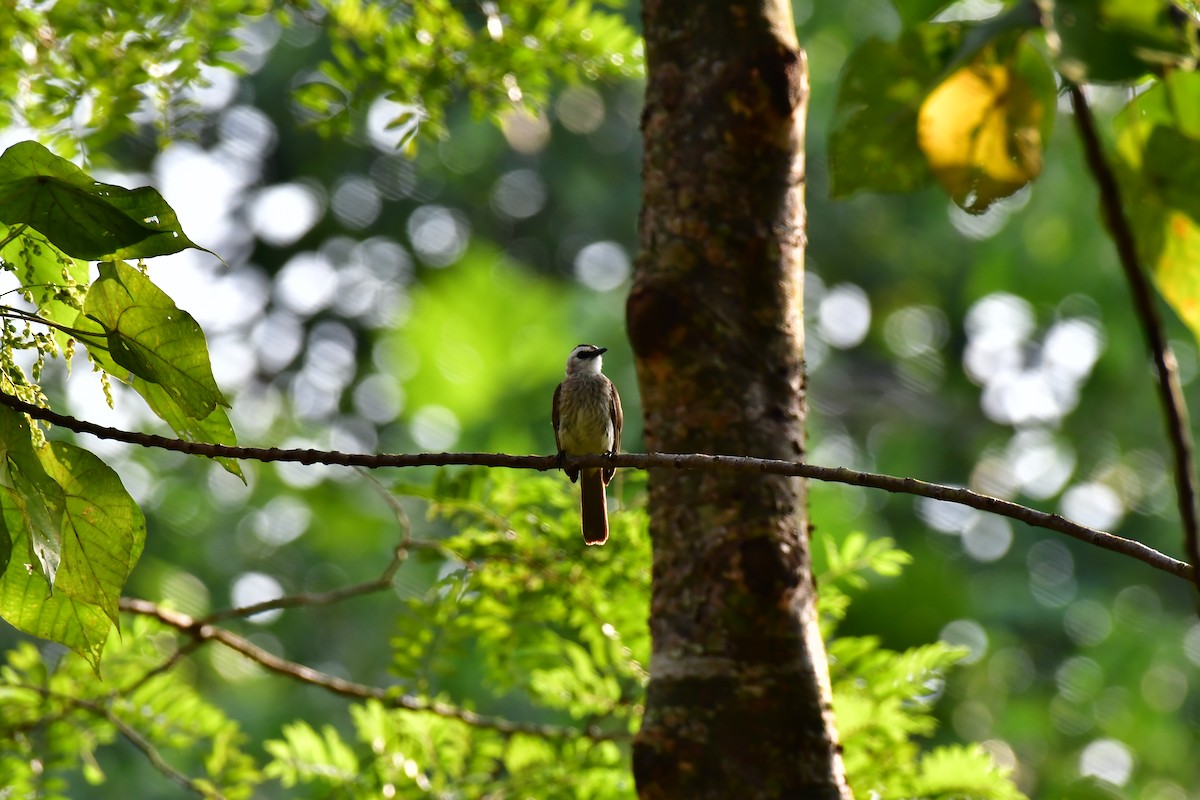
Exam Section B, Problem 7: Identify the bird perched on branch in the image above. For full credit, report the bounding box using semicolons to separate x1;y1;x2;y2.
552;344;623;545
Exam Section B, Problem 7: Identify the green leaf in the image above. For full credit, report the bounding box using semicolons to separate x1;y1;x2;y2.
0;405;65;586
890;0;958;26
83;260;228;420
1114;73;1200;343
0;140;205;261
0;501;112;669
36;440;146;626
829;25;964;198
0;498;10;576
135;379;244;480
0;223;88;345
1047;0;1199;83
0;419;144;667
914;744;1027;800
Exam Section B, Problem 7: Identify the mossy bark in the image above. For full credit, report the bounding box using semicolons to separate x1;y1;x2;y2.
628;1;850;797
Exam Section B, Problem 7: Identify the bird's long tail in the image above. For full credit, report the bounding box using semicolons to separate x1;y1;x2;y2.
580;468;609;545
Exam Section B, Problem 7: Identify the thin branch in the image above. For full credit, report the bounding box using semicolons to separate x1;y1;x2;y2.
2;390;1189;582
118;597;628;742
1068;83;1200;593
19;685;218;799
201;546;407;624
0;223;28;251
89;698;223;799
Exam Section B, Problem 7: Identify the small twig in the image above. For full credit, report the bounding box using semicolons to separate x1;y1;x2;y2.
18;685;218;799
201;549;406;624
119;597;628;742
1069;84;1200;594
0;389;1189;582
93;699;223;799
119;638;205;697
0;223;28;251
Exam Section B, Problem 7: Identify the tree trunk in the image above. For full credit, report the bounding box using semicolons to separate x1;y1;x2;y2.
628;1;850;798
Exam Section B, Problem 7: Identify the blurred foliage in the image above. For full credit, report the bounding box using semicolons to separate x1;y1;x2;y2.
831;0;1200;348
0;471;1017;798
0;0;1197;799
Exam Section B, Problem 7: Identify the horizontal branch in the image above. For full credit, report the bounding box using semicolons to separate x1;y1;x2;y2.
119;597;628;742
4;391;1189;583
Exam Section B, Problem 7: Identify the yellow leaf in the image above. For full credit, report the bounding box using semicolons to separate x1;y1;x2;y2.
918;62;1046;213
1151;211;1200;340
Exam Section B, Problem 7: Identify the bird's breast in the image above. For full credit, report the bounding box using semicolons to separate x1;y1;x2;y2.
557;375;615;454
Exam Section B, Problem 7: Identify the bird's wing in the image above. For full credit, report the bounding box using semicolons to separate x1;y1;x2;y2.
552;381;563;451
609;378;623;455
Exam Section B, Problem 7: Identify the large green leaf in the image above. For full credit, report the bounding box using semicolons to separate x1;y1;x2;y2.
83;260;228;420
135;378;244;480
37;440;146;626
829;25;964;198
1047;0;1198;83
1114;73;1200;343
0;432;145;669
0;405;65;587
889;0;958;26
0;140;205;261
0;503;113;670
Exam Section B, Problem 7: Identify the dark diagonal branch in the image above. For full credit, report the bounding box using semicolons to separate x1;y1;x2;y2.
19;685;217;799
1;389;1190;581
1068;84;1200;593
118;597;628;742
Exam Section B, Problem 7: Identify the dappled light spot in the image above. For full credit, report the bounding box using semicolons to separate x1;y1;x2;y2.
988;647;1035;692
574;240;630;291
250;183;324;246
915;494;979;535
184;64;239;111
1043;318;1104;381
332;175;383;230
884;304;948;358
1027;539;1077;608
940;618;988;664
408;205;470;267
276;251;338;315
556;85;606;134
1055;655;1104;703
491;169;547;220
1140;664;1187;713
354;373;405;424
252;310;305;374
231;572;285;624
159;570;211;618
218;104;278;162
1183;623;1200;667
252;496;312;548
367;97;426;153
1060;482;1123;531
410;405;461;451
1112;585;1162;631
961;514;1012;562
1008;429;1075;501
817;283;871;349
1079;738;1133;786
1063;599;1113;647
501;108;551;153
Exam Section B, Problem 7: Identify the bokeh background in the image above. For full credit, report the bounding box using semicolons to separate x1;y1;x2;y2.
2;1;1198;798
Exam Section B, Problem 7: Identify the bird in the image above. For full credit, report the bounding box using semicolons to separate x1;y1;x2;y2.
552;344;623;545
